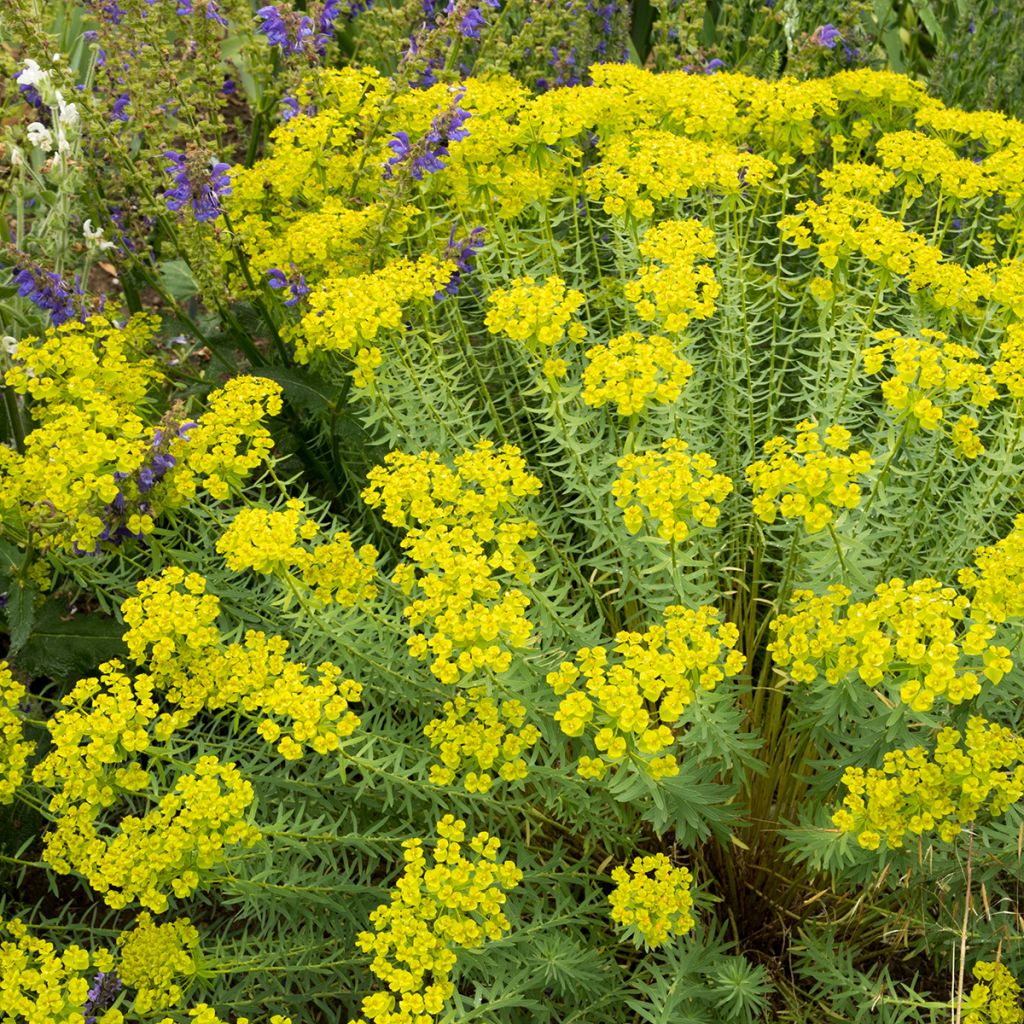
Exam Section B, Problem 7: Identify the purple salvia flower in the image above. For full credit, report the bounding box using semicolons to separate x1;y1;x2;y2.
266;266;309;306
436;226;484;297
810;23;841;49
86;0;126;23
111;92;130;121
16;79;44;110
84;971;121;1023
447;0;499;40
384;94;471;180
256;5;315;56
205;1;228;24
161;149;232;223
12;265;79;325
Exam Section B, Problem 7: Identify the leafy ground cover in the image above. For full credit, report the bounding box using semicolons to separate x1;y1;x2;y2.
2;3;1024;1023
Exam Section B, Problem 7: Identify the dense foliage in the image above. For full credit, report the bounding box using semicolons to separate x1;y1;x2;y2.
2;3;1024;1024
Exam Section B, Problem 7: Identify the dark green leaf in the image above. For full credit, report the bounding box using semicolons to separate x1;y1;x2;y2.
14;602;126;682
3;582;36;656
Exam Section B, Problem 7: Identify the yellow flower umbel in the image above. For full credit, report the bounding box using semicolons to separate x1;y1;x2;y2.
484;275;586;378
291;255;453;387
613;439;733;542
963;961;1024;1024
165;376;283;503
992;323;1024;400
958;515;1024;624
424;688;541;792
608;854;695;949
0;663;34;804
216;500;319;574
121;567;363;758
40;752;261;913
745;421;874;533
863;328;997;457
351;817;522;1024
362;441;541;684
546;605;745;781
582;332;693;417
770;578;1013;711
217;501;379;607
117;913;199;1014
624;219;720;333
0;916;117;1023
833;717;1024;850
0;314;284;554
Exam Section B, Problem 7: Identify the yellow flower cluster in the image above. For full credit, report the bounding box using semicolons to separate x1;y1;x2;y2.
166;376;283;503
3;313;160;414
117;913;199;1013
778;194;994;315
546;605;745;781
770;579;1013;712
0;916;118;1024
613;439;733;542
833;717;1024;849
484;275;586;378
423;687;541;792
1;663;34;804
581;332;693;417
32;566;368;910
992;323;1024;399
863;328;997;456
217;500;320;573
291;256;453;387
745;421;874;533
121;568;363;758
584;131;775;220
229;65;1024;355
351;816;522;1024
41;752;261;912
0;316;283;552
959;516;1024;624
607;854;695;949
875;130;999;201
362;442;541;684
624;220;720;333
156;1007;292;1024
964;961;1024;1024
216;500;379;607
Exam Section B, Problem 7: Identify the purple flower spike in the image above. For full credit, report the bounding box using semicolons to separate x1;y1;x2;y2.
12;265;79;325
811;23;841;49
111;92;130;122
86;0;126;22
257;5;315;56
445;0;499;40
266;265;309;306
84;971;121;1023
437;225;484;298
162;149;232;223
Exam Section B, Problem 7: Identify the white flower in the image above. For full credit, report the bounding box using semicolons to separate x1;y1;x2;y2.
16;59;56;106
26;122;53;152
1;336;18;357
9;146;24;167
57;97;79;130
83;219;115;252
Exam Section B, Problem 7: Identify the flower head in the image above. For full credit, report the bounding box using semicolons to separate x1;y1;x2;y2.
162;148;232;223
